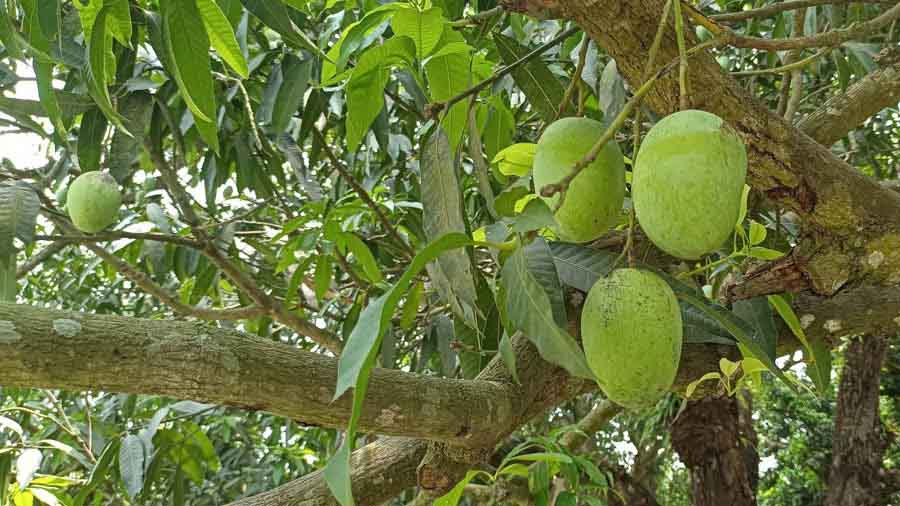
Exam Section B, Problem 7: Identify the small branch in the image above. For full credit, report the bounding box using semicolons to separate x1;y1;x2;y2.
785;8;810;120
16;240;71;279
710;0;894;24
720;2;900;51
448;5;504;27
673;0;691;110
560;399;623;451
557;35;590;119
314;128;415;258
34;231;200;248
731;48;832;76
426;26;580;117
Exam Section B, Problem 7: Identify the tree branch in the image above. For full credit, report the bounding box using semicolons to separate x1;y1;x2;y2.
710;0;895;24
16;240;71;279
799;48;900;146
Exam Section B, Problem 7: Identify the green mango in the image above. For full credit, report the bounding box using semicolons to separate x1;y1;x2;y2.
67;171;122;233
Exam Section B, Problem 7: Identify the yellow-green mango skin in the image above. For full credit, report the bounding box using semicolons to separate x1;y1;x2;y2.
582;268;683;410
633;110;747;259
67;172;122;233
533;117;626;243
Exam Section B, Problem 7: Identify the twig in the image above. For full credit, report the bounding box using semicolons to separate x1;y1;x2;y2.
673;0;691;110
710;0;894;23
557;35;590;119
426;26;580;118
731;48;832;76
34;231;200;248
717;2;900;51
785;9;811;120
314;128;415;258
45;391;96;464
16;240;71;279
448;6;504;27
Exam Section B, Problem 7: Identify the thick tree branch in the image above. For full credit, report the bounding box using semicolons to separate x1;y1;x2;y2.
799;48;900;146
0;303;519;446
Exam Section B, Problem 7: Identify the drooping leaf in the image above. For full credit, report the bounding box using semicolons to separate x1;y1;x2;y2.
499;332;520;384
500;246;594;380
596;59;626;122
108;92;153;182
422;128;478;327
482;98;515;163
15;449;42;490
196;0;249;78
77;107;107;172
732;296;778;359
84;5;128;133
160;0;219;152
523;238;567;326
271;53;311;133
425;51;471;149
511;199;557;234
240;0;328;61
119;434;145;498
0;182;41;262
768;294;831;393
547;242;617;293
34;59;65;135
494;33;568;122
0;0;22;60
681;302;737;345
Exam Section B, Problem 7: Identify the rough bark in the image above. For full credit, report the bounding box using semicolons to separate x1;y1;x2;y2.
672;395;759;506
825;335;890;506
0;303;516;447
799;48;900;147
556;0;900;297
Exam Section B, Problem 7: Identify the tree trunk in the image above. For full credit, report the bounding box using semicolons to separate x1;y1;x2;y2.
672;394;759;506
825;335;890;506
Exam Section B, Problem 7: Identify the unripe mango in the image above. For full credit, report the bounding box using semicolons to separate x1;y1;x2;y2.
533;117;625;243
582;268;683;410
67;171;122;233
633;110;747;259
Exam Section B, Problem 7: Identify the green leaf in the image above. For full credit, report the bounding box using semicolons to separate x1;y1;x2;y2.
34;59;65;135
425;51;471;149
161;0;219;152
500;246;594;380
492;143;536;177
748;220;767;246
422;127;478;326
658;273;796;391
768;294;831;392
511;199;557;234
391;6;445;61
108;92;153;182
84;5;128;133
196;0;249;78
434;470;490;506
74;439;120;506
399;281;424;330
342;234;383;284
105;0;132;46
512;452;572;464
324;442;353;506
345;36;415;151
732;296;778;360
748;247;785;260
119;435;145;498
0;0;22;60
499;332;520;384
482;99;516;163
314;255;333;302
547;242;617;293
0;182;41;261
77;107;108;172
240;0;328;61
494;33;567;122
681;302;737;345
271;53;311;133
523;238;567;326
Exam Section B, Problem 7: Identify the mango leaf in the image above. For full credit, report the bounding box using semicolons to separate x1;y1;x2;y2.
327;233;475;506
425;51;471;149
391;6;445;61
329;3;404;76
732;297;777;359
0;182;40;261
511;199;556;234
345;36;415;152
271;53;311;133
421;128;478;327
34;59;65;135
657;272;796;391
500;246;594;380
681;303;737;345
15;449;42;490
597;59;626;121
240;0;328;61
547;242;617;293
77;107;107;172
161;0;219;152
108;92;153;182
340;233;383;284
768;294;831;393
73;439;120;506
314;255;333;302
84;5;128;133
499;332;520;384
522;238;567;327
492;143;536;177
119;435;145;498
434;470;491;506
494;33;567;121
196;0;249;78
0;0;22;60
482;99;516;163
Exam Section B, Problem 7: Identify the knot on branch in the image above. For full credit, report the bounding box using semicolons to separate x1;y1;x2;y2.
424;102;446;120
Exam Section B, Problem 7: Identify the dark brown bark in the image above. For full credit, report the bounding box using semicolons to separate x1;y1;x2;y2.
672;395;759;506
825;335;890;506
